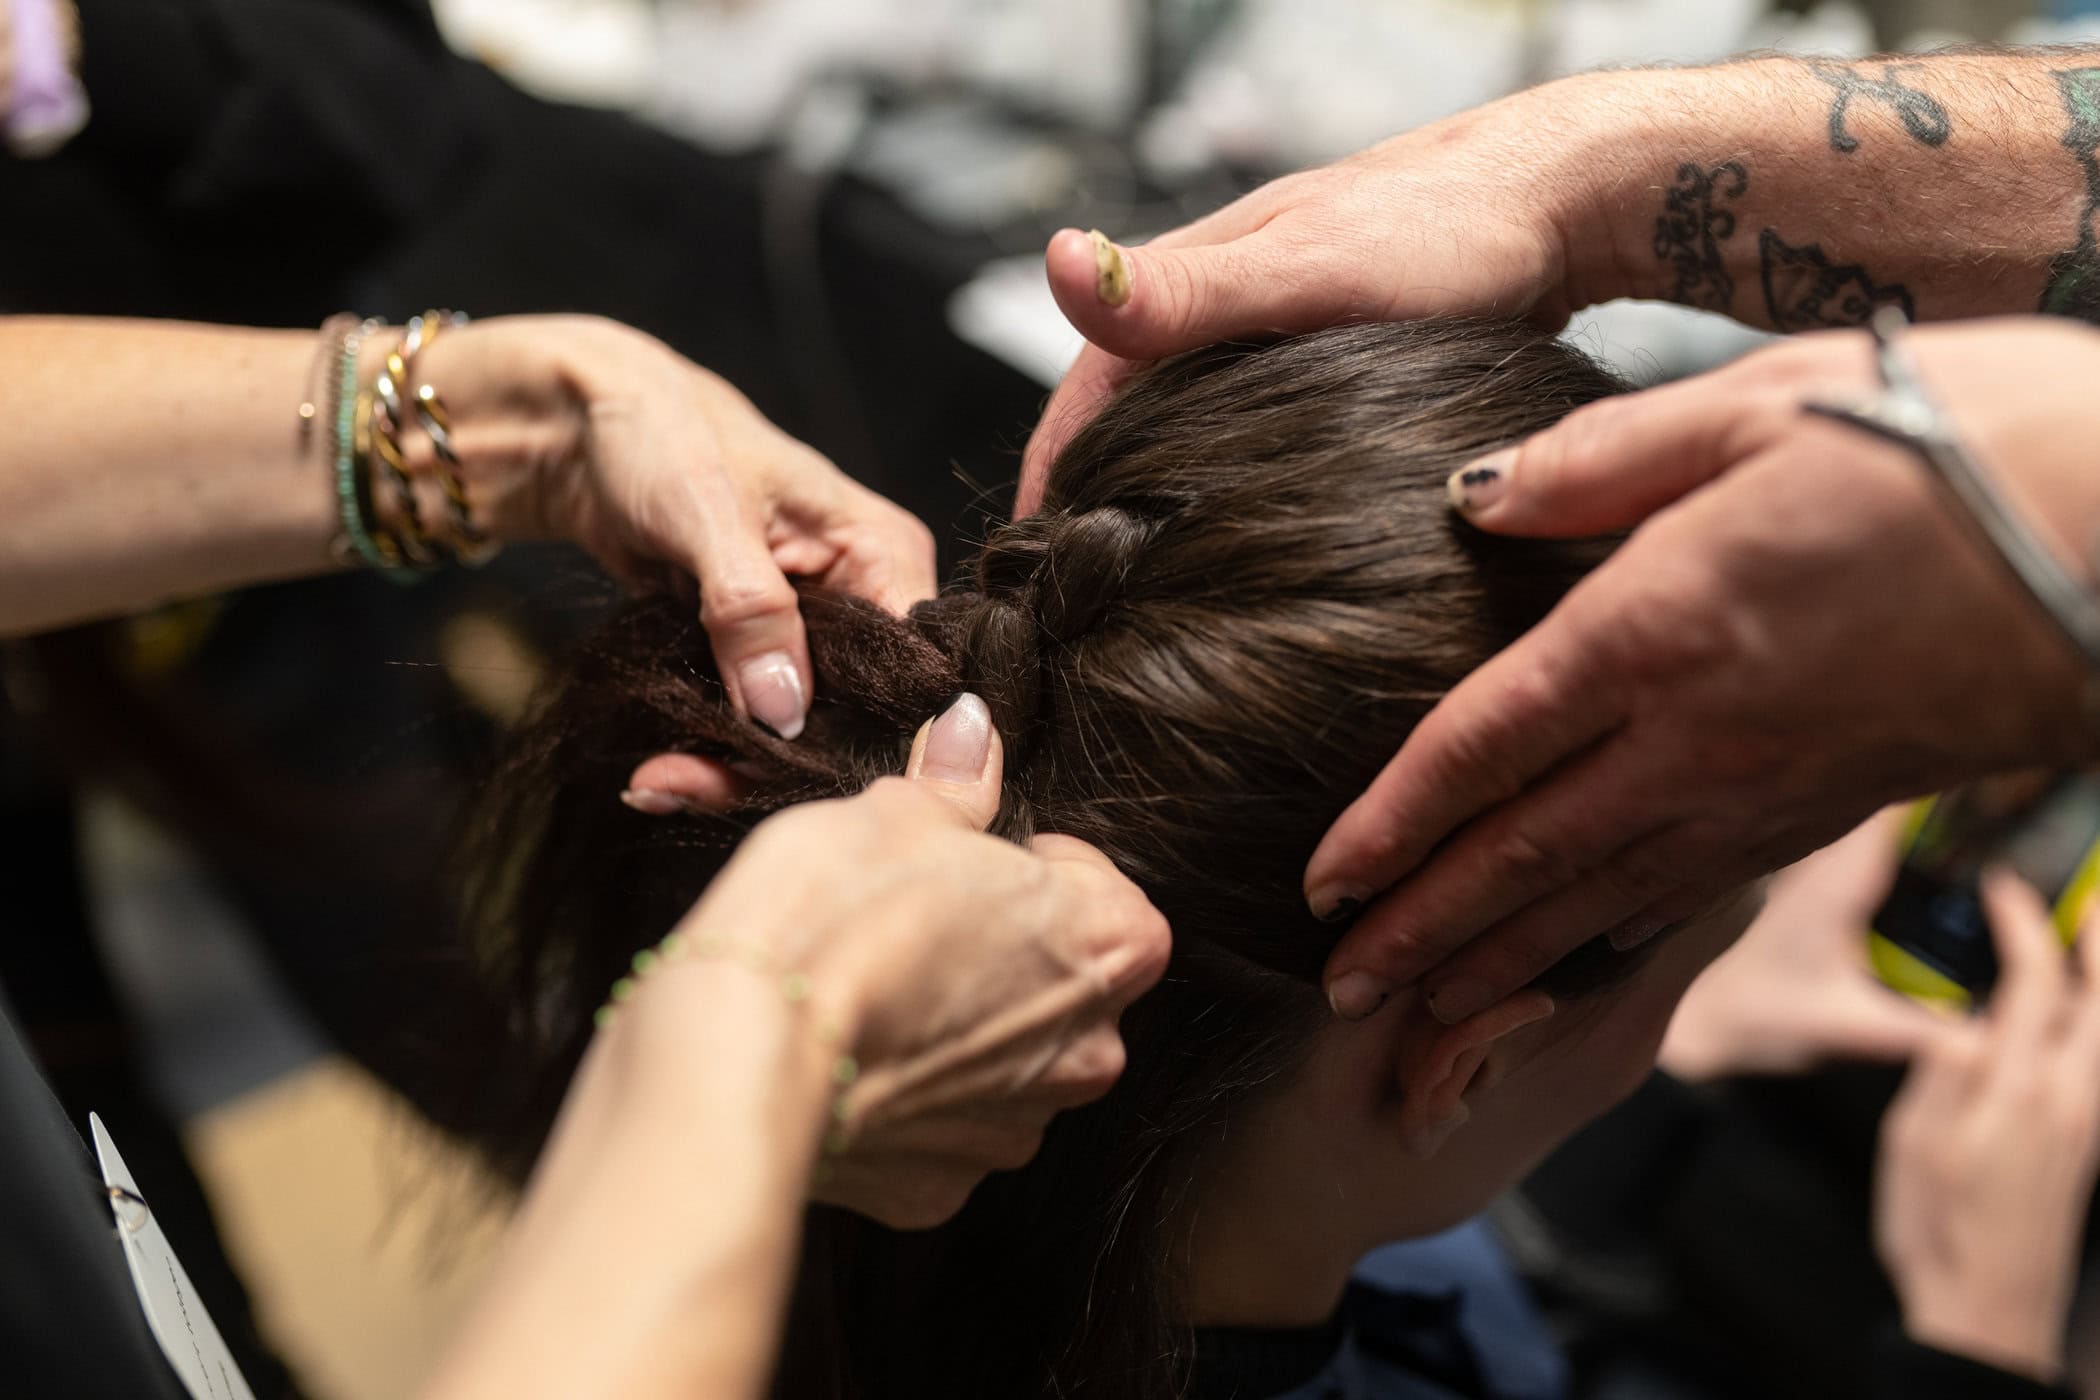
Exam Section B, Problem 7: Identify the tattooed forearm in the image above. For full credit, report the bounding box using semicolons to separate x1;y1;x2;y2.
1810;61;1952;153
1757;229;1913;330
1653;161;1748;312
2041;67;2100;321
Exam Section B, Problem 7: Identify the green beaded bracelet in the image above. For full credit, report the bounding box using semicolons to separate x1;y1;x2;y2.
596;930;861;1157
331;318;396;571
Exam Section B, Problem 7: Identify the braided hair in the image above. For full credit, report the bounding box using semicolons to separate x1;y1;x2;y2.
454;319;1629;1399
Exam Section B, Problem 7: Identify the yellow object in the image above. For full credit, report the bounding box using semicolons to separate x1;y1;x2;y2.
1869;791;2093;1010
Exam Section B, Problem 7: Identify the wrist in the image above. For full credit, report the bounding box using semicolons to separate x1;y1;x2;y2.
610;948;846;1166
1547;63;1787;315
426;962;831;1400
390;315;600;545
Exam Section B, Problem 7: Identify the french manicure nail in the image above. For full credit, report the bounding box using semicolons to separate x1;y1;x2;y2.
921;692;992;783
1446;449;1514;513
1328;971;1391;1022
737;651;807;740
621;788;687;817
1426;977;1495;1025
1087;229;1132;307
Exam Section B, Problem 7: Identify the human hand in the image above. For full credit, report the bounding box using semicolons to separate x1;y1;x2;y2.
1016;82;1613;513
423;315;936;739
625;695;1172;1229
1308;318;2100;1024
1875;871;2100;1383
1660;813;1943;1083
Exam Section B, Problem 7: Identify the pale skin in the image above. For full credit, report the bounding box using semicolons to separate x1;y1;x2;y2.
1178;883;1771;1327
421;708;1170;1400
2;315;1171;1392
1317;319;2100;1021
1877;871;2100;1383
1190;824;2100;1385
1010;49;2100;1019
0;314;937;738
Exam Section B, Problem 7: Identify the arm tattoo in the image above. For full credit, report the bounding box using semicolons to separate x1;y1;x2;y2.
2041;67;2100;321
1653;161;1747;312
1758;228;1914;330
1810;62;1952;153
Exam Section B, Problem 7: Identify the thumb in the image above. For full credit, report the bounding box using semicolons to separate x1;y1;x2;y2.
1444;370;1763;538
1045;225;1334;363
904;693;1005;830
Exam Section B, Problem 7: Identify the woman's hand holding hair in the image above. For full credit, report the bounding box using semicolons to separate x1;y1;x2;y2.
0;313;933;741
1875;872;2100;1384
424;698;1168;1400
684;693;1174;1229
417;316;936;739
1308;319;2100;1025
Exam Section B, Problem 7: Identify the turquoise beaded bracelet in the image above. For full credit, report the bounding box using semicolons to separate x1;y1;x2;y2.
329;317;404;573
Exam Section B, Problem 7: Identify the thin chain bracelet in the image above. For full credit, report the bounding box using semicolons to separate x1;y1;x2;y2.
597;930;863;1156
300;312;358;453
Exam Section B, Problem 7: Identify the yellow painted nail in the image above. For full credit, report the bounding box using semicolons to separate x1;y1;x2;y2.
1087;229;1132;307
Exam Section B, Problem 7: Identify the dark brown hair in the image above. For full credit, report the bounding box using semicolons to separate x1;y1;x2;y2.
457;319;1627;1398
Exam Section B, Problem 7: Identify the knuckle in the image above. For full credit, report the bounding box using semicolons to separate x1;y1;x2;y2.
1149;251;1206;326
864;1171;978;1231
1066;1031;1129;1095
1487;826;1579;896
860;775;939;822
1523;397;1620;490
1338;909;1445;980
699;569;797;631
1596;839;1686;908
745;801;826;852
986;1125;1046;1171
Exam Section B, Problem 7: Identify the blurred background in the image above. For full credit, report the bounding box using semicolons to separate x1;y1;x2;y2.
9;2;2100;1398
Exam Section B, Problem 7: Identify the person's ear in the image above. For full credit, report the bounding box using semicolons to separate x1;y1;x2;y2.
1394;991;1555;1155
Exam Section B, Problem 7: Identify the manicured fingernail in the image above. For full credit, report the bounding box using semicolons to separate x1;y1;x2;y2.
738;652;807;740
1426;977;1495;1025
921;692;992;783
1087;229;1132;307
620;788;688;817
1328;971;1391;1021
1317;895;1364;925
1446;449;1514;513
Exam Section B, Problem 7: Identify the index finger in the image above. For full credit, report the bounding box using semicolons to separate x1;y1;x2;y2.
1304;606;1621;919
1980;866;2068;1054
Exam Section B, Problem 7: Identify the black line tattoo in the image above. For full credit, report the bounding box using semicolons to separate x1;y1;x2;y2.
2041;67;2100;321
1653;161;1747;312
1758;228;1914;331
1810;61;1952;153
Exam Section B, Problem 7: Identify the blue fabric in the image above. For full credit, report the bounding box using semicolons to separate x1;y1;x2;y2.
1263;1220;1568;1400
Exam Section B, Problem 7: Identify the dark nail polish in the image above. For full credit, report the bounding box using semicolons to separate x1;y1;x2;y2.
1318;896;1364;925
